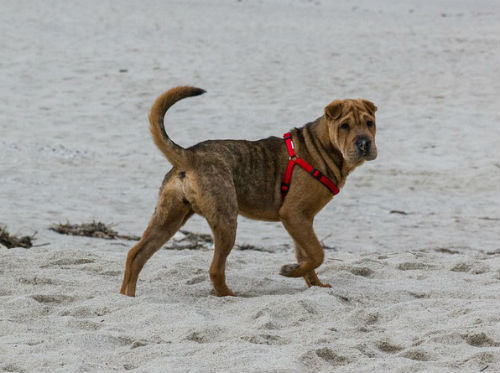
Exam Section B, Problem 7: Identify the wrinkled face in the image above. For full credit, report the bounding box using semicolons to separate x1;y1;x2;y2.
324;99;378;164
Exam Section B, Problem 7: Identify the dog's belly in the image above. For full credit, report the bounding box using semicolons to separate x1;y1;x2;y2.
238;204;281;221
235;176;281;221
232;180;282;221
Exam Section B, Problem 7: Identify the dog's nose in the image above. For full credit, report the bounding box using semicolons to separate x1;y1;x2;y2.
356;137;371;153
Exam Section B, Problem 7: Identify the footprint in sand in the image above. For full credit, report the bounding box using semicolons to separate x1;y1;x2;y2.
1;363;25;373
342;265;374;278
18;277;55;285
397;262;436;271
251;309;279;330
185;275;206;285
315;347;348;365
116;336;150;349
450;262;473;272
250;300;320;330
375;340;404;353
354;343;376;358
31;294;75;304
428;331;464;345
407;291;430;299
42;258;95;268
300;347;349;369
464;332;500;347
461;351;499;367
241;334;287;345
185;327;223;343
350;309;379;331
399;349;432;361
130;340;148;349
66;319;102;331
451;262;490;274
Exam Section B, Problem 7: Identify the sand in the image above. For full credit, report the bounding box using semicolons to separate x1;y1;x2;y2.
1;0;500;372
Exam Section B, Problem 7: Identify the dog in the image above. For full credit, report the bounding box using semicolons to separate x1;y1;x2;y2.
120;86;377;297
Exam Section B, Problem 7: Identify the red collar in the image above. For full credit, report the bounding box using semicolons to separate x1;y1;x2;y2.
281;132;339;197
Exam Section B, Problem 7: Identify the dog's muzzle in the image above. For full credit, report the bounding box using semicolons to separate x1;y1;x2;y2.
354;135;377;161
356;136;371;154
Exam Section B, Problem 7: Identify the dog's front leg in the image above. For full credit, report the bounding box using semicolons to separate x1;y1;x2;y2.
293;239;332;288
279;214;326;280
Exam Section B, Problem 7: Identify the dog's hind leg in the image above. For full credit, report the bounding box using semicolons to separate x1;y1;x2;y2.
120;190;192;297
207;218;237;297
294;240;331;288
195;174;238;297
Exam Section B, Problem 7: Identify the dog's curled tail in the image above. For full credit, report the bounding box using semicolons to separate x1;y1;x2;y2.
149;86;206;167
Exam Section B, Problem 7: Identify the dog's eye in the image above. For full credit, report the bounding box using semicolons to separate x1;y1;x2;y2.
367;121;374;127
340;123;350;130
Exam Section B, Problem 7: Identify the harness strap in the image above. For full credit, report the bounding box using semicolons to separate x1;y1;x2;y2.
281;132;339;197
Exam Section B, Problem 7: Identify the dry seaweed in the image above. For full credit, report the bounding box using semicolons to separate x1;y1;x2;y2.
235;243;274;253
166;231;278;252
435;247;460;254
48;221;284;252
164;230;213;250
49;221;140;241
179;230;213;244
0;225;35;248
390;210;408;215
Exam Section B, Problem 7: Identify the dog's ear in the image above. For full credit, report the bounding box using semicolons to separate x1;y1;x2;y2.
324;100;343;120
362;99;377;116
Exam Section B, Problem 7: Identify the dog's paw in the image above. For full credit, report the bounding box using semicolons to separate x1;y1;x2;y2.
214;287;236;297
313;282;332;288
280;264;300;277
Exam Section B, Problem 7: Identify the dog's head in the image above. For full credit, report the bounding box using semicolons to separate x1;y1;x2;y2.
324;99;378;164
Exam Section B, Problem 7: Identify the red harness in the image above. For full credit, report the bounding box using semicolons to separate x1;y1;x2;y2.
281;132;339;197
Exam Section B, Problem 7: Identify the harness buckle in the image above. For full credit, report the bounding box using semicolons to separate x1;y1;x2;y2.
280;182;290;195
310;168;323;179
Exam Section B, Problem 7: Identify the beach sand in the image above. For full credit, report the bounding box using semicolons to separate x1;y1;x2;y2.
1;0;499;372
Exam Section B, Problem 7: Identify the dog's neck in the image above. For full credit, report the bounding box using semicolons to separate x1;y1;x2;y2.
295;117;363;189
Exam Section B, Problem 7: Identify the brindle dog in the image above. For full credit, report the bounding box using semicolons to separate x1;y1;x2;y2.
120;86;377;297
